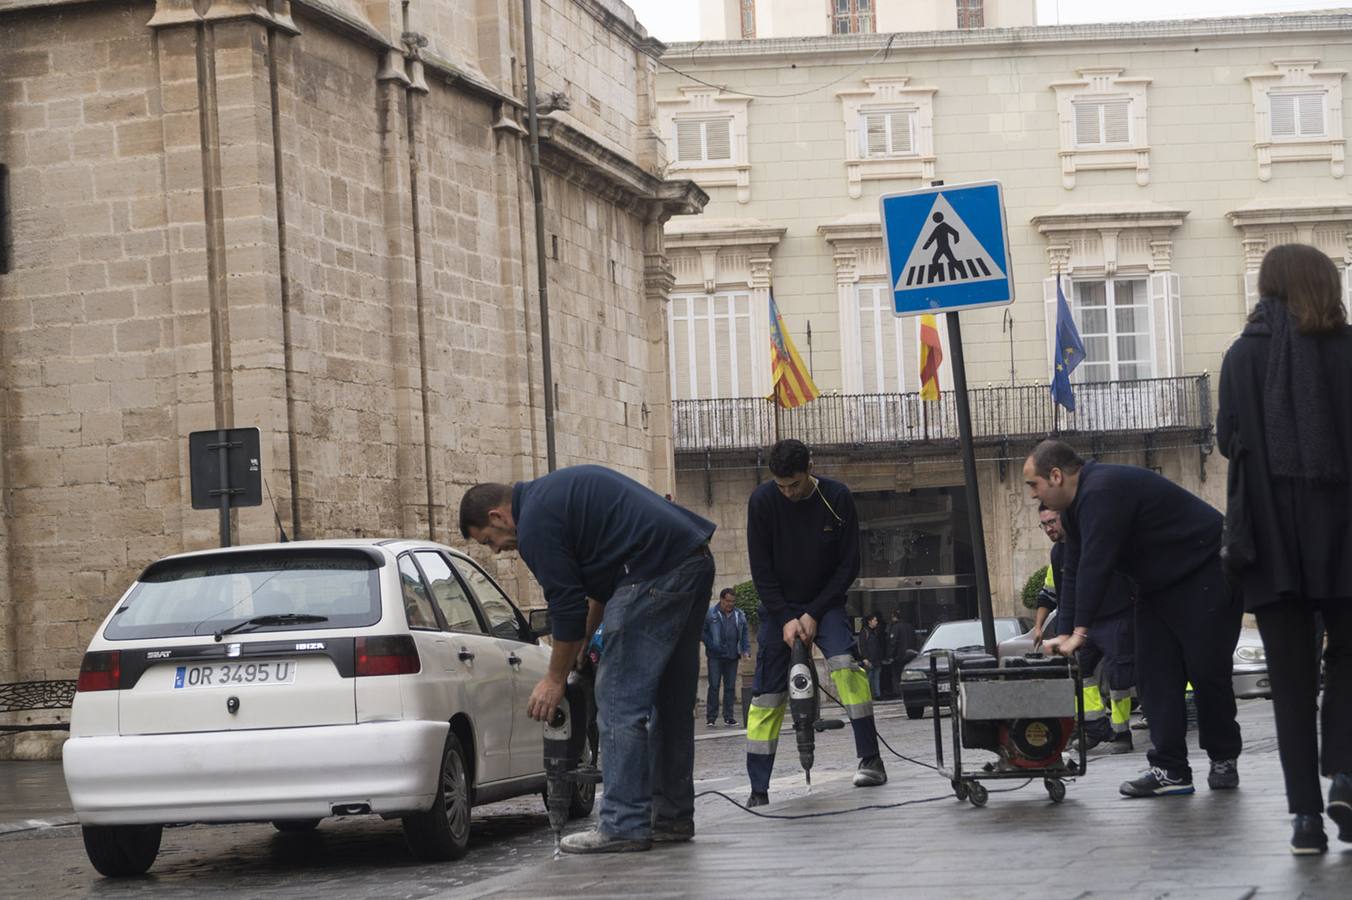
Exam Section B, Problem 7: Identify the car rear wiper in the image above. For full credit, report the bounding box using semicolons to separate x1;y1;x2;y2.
213;614;328;642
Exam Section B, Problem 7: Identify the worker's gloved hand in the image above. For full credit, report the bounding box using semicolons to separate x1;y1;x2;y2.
1042;632;1085;658
528;673;567;722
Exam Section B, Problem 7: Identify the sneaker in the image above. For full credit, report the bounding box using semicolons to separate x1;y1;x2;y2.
560;829;652;854
1328;773;1352;842
1090;730;1134;755
746;791;769;808
651;819;694;844
724;719;739;727
705;720;717;728
1291;814;1328;856
1207;758;1239;790
1120;766;1195;797
853;755;887;787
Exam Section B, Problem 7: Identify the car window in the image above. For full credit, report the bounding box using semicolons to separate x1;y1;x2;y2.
104;550;381;640
397;555;439;631
449;557;523;642
923;620;1025;651
415;551;484;635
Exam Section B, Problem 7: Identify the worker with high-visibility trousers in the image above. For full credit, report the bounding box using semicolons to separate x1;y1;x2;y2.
744;439;885;807
1037;504;1136;752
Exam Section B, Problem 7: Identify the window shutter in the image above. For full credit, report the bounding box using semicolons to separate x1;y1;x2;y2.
863;112;888;157
1074;103;1101;146
1342;266;1351;322
675;120;703;162
1270;94;1296;137
704;118;732;161
1102;100;1131;144
1042;276;1060;382
1298;93;1325;136
889;110;913;154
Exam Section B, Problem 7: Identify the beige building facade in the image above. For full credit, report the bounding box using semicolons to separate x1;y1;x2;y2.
698;0;1036;40
657;12;1352;627
0;0;704;754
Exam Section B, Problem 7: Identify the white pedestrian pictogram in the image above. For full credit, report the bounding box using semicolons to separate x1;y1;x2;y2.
895;193;1005;291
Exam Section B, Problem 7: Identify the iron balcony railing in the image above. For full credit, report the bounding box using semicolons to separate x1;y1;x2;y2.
672;374;1211;456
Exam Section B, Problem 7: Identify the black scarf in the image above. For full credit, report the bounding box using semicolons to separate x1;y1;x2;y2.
1249;296;1344;482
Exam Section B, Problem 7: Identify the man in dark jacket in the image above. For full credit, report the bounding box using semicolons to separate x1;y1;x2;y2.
744;439;884;806
460;466;715;852
703;588;750;726
1026;440;1242;797
884;610;916;698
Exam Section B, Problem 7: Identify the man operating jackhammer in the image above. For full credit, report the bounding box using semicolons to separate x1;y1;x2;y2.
744;439;885;807
1025;440;1243;797
460;466;715;853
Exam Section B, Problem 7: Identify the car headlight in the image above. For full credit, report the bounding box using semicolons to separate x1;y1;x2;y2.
1235;645;1265;663
901;670;927;682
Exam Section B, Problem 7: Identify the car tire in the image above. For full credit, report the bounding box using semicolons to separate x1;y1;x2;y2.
402;733;472;862
906;704;925;720
81;823;162;877
272;819;321;833
569;724;600;819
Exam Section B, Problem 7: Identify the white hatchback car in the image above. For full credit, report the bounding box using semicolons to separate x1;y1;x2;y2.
62;539;595;877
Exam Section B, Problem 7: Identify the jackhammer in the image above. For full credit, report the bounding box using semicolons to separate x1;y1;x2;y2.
543;669;601;857
788;637;844;788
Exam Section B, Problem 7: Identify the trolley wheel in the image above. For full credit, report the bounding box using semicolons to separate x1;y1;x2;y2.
952;780;969;801
1044;778;1066;803
967;782;988;807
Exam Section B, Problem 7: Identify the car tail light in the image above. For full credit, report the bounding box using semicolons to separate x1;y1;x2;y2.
76;650;121;692
356;635;420;676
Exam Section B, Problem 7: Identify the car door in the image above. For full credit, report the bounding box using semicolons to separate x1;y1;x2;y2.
447;555;550;778
411;551;514;785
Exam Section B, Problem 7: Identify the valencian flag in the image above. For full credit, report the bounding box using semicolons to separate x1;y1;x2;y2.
918;314;943;401
1050;276;1087;412
768;293;819;409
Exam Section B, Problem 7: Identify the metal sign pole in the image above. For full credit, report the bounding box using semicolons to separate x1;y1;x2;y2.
944;313;997;655
215;428;231;548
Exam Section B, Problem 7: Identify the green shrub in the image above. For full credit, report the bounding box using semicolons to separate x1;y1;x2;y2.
1021;565;1048;610
732;580;760;630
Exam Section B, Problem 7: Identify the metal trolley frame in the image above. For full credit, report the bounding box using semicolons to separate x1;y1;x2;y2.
930;650;1088;807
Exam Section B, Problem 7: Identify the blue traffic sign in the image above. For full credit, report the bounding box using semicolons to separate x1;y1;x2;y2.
879;180;1014;317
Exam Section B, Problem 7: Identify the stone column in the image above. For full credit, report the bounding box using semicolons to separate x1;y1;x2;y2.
748;255;773;397
642;215;677;498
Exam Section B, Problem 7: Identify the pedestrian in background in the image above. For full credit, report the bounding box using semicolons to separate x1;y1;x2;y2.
857;614;886;701
1218;242;1352;856
703;588;750;727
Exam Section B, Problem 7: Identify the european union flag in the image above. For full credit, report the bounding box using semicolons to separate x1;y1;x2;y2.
1050;277;1086;412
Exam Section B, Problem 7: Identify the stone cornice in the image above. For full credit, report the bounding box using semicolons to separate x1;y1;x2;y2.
1226;199;1352;228
1031;202;1190;234
817;214;881;244
661;13;1352;65
664;218;786;248
537;118;707;217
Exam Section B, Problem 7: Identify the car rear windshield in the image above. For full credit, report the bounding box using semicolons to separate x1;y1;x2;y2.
923;620;1023;651
103;550;382;641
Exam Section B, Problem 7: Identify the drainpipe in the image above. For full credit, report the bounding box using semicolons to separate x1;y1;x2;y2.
521;0;557;471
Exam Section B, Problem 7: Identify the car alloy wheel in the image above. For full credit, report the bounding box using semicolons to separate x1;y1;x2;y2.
403;732;472;861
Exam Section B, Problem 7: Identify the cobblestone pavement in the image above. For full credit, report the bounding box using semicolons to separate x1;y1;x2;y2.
1;700;1346;897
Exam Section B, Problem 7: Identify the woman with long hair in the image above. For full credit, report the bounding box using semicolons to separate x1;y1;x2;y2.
1218;243;1352;855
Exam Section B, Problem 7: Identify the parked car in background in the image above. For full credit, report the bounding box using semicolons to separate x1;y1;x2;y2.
897;617;1033;719
62;540;595;877
997;610;1271;700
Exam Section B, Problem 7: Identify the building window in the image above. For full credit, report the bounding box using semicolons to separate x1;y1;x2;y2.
856;283;906;392
668;291;756;400
956;0;984;29
832;0;874;34
740;0;755;38
1071;278;1152;382
1074;99;1132;148
1269;91;1326;139
860;109;915;158
675;117;733;164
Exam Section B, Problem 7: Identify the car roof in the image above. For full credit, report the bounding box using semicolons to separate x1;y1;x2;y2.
141;538;477;567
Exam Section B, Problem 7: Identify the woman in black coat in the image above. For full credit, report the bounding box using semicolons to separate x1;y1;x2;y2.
1218;243;1352;856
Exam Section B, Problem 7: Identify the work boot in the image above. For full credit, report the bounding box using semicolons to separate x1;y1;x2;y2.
1207;758;1239;790
1119;766;1194;797
746;791;769;808
1090;730;1134;755
651;818;694;844
853;755;887;787
560;829;652;854
1328;773;1352;842
1290;814;1328;856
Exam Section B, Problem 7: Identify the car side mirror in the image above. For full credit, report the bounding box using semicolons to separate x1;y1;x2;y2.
528;607;551;639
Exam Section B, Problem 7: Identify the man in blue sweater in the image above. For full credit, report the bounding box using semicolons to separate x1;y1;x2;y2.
460;466;715;853
1025;440;1243;797
744;440;885;806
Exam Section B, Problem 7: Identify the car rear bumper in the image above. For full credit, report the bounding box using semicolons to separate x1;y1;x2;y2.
1232;667;1271;699
63;720;449;825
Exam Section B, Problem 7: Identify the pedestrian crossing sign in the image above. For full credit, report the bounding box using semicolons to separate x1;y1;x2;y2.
879;181;1014;317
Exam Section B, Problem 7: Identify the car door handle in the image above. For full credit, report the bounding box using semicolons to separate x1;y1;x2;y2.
458;648;475;662
507;653;522;667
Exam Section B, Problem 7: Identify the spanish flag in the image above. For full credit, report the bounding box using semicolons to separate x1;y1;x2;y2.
919;314;943;401
768;293;819;409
